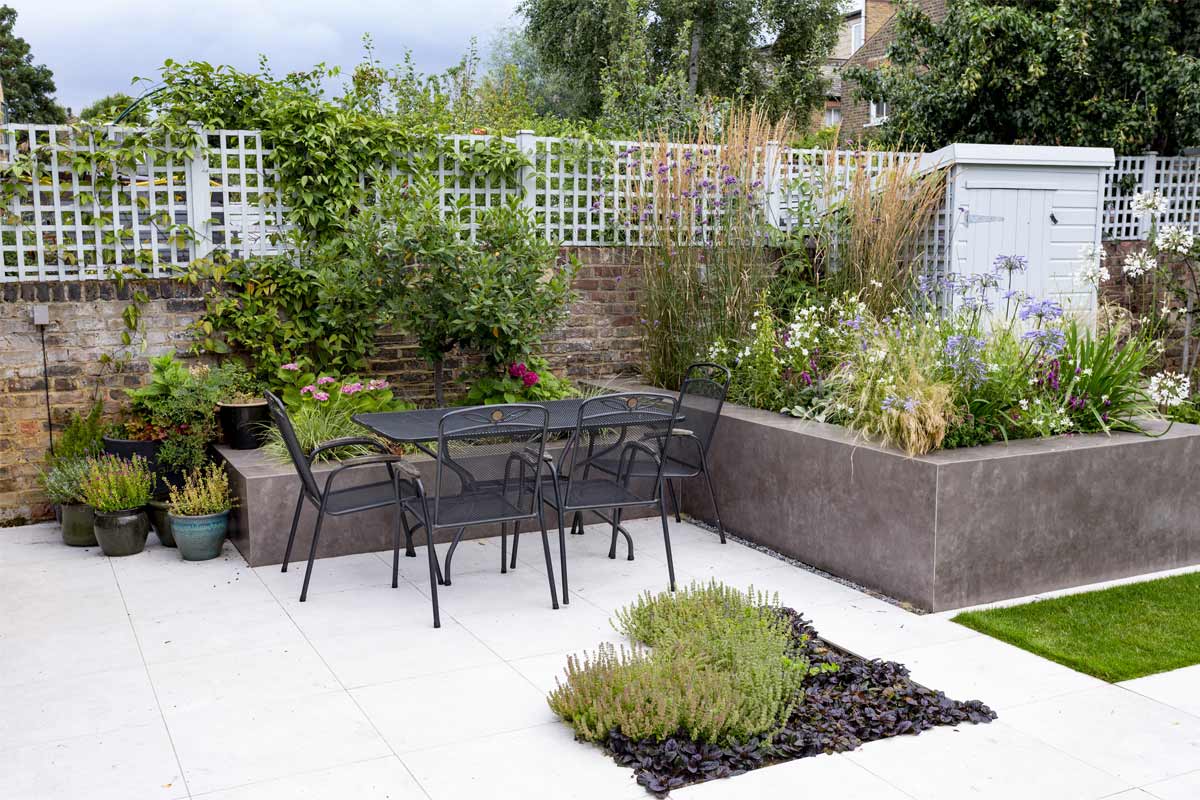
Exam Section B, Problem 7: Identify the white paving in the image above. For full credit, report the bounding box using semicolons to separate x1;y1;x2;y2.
2;517;1199;799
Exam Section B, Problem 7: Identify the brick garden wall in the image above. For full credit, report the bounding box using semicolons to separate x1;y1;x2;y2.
0;247;644;524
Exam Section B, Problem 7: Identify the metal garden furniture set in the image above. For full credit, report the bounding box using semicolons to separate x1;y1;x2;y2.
268;364;730;628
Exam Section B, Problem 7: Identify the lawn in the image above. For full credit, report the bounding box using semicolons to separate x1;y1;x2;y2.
953;572;1200;682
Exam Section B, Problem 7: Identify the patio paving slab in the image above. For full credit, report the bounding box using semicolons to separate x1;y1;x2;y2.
4;517;1200;799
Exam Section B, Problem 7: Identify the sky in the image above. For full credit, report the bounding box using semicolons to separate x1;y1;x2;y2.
8;0;524;115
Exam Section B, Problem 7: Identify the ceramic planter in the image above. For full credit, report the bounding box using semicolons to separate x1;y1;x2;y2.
60;503;97;547
93;508;149;557
170;510;230;561
217;401;270;450
146;499;177;548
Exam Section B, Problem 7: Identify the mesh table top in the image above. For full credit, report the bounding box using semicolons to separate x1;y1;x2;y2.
353;398;593;444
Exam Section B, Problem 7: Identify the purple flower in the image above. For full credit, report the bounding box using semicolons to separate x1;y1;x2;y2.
300;385;315;395
281;362;299;371
367;379;389;390
522;371;539;387
316;376;336;385
1018;298;1064;322
509;362;528;378
340;382;363;395
1022;328;1067;355
312;391;330;402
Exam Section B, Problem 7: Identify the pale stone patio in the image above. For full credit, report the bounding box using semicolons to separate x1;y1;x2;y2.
2;517;1198;800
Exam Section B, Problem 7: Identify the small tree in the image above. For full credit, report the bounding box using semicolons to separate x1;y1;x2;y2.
0;6;66;123
81;92;150;125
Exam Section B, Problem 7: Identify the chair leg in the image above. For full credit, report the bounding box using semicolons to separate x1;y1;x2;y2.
392;504;402;589
401;509;416;557
552;480;568;604
658;490;676;592
500;523;508;574
608;508;621;560
442;527;467;586
536;505;560;610
281;488;305;573
571;510;584;535
508;520;523;569
299;502;327;602
420;500;441;629
668;479;682;523
700;454;726;544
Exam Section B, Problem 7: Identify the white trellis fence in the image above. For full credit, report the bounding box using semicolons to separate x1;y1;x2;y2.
1103;152;1200;240
0;124;955;282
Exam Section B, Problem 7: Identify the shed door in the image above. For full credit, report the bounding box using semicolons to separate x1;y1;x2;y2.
960;184;1055;299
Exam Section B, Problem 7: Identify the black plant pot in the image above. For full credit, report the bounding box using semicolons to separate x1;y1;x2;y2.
93;508;149;557
102;436;182;499
218;401;271;450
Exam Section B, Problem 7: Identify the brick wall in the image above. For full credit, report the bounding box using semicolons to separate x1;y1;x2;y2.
0;247;645;524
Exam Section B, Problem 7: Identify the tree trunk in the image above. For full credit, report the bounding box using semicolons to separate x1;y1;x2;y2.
433;359;445;407
688;21;702;96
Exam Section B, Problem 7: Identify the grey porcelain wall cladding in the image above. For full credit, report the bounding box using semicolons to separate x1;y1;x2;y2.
675;399;1200;611
216;445;657;568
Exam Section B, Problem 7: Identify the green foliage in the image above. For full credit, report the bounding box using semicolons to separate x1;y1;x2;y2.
520;0;844;126
206;361;266;404
39;457;92;505
0;6;66;123
550;582;813;745
168;463;234;516
848;0;1200;155
80;92;149;125
80;454;153;513
53;401;106;464
118;353;218;471
464;357;575;405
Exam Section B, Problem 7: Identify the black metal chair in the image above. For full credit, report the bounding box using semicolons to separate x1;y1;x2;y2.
266;392;440;622
399;404;560;622
516;392;680;603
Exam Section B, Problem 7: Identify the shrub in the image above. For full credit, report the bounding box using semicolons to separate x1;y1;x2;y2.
464;357;575;405
116;353;219;472
206;361;266;404
168;463;234;516
81;455;153;513
39;457;92;505
549;582;811;746
54;401;105;463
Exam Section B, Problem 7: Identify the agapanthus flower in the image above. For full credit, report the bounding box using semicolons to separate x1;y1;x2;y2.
1132;191;1169;214
1154;225;1195;256
1149;371;1189;408
1018;298;1064;322
992;255;1028;274
1022;327;1067;355
1122;250;1156;278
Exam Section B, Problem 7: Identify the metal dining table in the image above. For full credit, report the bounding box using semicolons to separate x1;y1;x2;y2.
352;397;663;564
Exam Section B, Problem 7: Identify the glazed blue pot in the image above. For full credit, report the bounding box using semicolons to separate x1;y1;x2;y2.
169;510;229;561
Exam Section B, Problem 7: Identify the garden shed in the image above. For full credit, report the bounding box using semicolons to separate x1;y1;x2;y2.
922;144;1115;316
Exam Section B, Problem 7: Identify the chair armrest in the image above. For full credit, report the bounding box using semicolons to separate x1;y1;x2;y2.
309;436;390;463
337;454;420;480
670;428;693;437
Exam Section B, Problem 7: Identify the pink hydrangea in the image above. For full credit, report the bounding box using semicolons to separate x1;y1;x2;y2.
522;371;539;387
281;362;299;371
312;391;330;402
316;376;336;385
368;379;389;391
340;382;363;395
300;385;316;395
509;362;528;378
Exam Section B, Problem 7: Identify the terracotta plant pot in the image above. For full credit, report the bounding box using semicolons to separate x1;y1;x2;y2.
146;499;177;548
93;508;149;557
169;510;230;561
60;503;97;547
217;401;271;450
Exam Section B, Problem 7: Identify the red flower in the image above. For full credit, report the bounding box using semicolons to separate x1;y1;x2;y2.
509;362;528;378
522;371;539;387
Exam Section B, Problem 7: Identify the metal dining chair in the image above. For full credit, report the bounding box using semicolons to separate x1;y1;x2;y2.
399;404;560;623
265;392;439;619
513;392;680;604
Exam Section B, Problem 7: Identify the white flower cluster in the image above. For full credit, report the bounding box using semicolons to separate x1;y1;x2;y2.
1133;190;1169;214
1123;249;1157;278
1023;397;1074;433
1154;225;1195;256
1149;371;1190;408
1076;243;1110;287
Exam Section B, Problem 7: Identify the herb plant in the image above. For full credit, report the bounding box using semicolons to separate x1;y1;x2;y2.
39;457;92;505
80;455;153;513
168;463;234;516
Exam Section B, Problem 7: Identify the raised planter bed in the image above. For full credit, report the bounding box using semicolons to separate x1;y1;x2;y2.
677;399;1200;611
215;444;655;568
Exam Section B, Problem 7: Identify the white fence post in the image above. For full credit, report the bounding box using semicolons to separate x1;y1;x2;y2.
764;139;783;228
515;130;536;212
184;123;212;260
1139;150;1158;239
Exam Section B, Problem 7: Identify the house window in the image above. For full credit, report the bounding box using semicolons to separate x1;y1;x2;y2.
851;21;865;52
869;99;889;126
824;107;842;127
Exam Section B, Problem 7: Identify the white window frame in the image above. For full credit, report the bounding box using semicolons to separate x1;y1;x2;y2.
851;21;865;52
824;107;842;127
868;99;889;126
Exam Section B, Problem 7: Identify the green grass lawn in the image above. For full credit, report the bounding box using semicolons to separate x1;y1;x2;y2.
952;572;1200;682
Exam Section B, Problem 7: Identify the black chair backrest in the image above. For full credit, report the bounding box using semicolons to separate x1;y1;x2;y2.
561;392;678;508
668;362;730;468
265;391;322;502
432;404;550;529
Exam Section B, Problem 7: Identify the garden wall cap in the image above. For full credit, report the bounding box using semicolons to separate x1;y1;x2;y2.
920;143;1116;171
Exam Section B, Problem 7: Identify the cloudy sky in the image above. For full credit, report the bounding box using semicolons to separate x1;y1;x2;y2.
9;0;524;114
